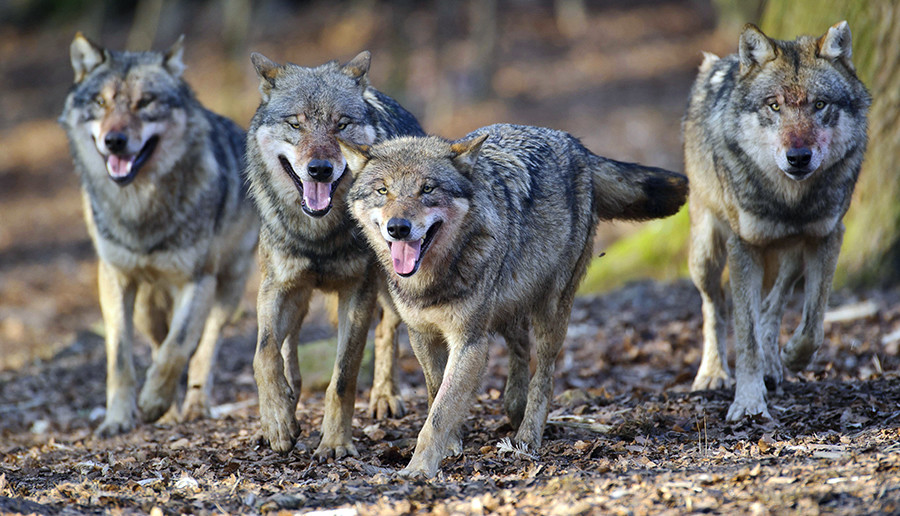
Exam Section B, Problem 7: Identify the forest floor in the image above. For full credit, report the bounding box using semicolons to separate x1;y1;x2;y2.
2;1;899;514
2;281;900;515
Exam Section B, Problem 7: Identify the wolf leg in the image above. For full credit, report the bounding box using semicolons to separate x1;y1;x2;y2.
138;275;216;422
369;291;405;419
254;278;309;453
689;206;731;390
95;261;139;437
759;247;802;388
400;333;489;478
782;226;843;371
726;236;770;421
313;277;377;459
500;315;531;430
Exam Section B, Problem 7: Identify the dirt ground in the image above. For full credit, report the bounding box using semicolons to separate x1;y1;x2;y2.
2;1;899;514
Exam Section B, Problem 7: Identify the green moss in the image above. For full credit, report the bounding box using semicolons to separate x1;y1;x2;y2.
578;207;691;295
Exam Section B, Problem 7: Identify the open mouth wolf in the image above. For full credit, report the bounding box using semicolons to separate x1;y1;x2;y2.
279;155;344;217
101;135;159;186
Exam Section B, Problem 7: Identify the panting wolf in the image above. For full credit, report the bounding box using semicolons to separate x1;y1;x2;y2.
245;51;425;457
59;33;259;436
341;124;688;477
683;22;870;420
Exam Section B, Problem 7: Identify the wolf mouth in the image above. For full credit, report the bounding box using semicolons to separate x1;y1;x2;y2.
104;136;159;186
279;155;344;218
389;221;442;277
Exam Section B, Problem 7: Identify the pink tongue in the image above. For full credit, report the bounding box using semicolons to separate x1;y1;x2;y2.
302;181;331;211
106;155;134;178
391;240;422;275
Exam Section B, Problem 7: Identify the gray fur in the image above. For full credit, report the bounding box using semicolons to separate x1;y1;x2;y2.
683;22;870;421
343;123;687;477
59;33;259;436
244;51;425;457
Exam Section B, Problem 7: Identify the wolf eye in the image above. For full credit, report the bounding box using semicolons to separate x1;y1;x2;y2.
769;101;780;112
376;187;388;195
336;121;349;131
287;120;301;130
137;94;155;109
94;95;106;107
814;100;827;110
422;185;434;194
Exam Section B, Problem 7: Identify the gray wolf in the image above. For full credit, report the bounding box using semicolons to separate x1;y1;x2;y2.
59;33;259;436
341;123;688;477
683;21;870;420
245;51;425;457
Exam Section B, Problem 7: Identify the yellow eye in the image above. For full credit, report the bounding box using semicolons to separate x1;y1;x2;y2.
336;122;348;131
815;100;826;110
94;95;106;107
769;102;780;112
287;120;301;130
422;185;434;194
376;187;387;195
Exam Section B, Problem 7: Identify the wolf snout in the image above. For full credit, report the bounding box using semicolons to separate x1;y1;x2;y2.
786;147;812;169
104;131;129;154
386;217;412;240
307;159;334;181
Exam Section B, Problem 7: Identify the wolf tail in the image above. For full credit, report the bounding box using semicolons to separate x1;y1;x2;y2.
590;156;688;221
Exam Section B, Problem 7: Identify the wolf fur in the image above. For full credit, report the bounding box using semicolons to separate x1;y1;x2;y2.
245;51;425;457
683;22;870;420
341;123;688;477
59;33;259;436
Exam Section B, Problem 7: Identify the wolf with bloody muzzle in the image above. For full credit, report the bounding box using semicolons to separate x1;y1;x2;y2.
59;33;259;436
244;51;424;457
683;22;870;422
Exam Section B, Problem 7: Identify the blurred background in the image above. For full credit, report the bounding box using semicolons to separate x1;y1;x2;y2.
0;0;896;370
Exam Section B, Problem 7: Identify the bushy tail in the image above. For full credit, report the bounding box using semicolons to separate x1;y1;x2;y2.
591;157;688;221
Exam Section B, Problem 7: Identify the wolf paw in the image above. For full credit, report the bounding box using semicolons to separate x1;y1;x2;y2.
313;439;359;460
691;367;731;391
781;335;818;372
259;411;299;454
368;390;405;420
726;394;772;422
181;390;211;422
95;417;135;438
138;385;178;423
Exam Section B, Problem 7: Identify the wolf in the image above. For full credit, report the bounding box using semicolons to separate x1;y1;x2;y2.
245;51;425;457
59;33;259;436
340;123;688;477
683;21;870;421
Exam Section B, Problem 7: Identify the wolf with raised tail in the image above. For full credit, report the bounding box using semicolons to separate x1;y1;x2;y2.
683;22;870;421
341;123;688;477
59;33;259;436
245;51;425;457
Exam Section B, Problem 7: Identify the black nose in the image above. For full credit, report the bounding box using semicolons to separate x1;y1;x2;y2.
786;148;812;168
307;159;334;181
386;218;412;240
104;131;128;154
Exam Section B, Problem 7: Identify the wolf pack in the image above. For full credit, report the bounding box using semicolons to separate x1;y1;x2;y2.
59;19;870;478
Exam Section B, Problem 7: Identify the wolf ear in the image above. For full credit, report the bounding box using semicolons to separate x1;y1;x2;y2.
70;32;106;83
163;35;186;77
341;50;371;88
449;134;488;174
817;21;854;71
251;52;280;102
337;138;372;176
739;24;777;72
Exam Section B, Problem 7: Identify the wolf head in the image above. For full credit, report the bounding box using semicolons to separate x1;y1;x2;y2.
341;135;485;278
733;21;870;182
60;32;192;187
249;51;379;218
